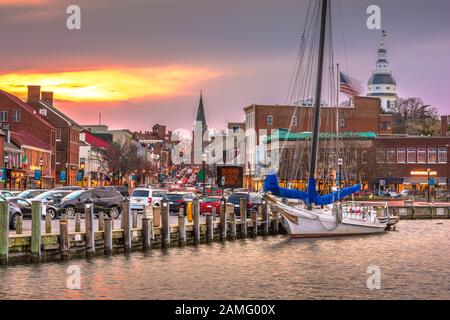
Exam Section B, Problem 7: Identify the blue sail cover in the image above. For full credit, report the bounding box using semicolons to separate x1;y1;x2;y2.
263;174;361;206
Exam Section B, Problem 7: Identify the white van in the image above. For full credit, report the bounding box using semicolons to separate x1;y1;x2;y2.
130;188;167;211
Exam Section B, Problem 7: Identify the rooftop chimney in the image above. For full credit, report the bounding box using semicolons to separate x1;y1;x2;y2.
441;115;449;136
27;85;41;103
41;91;54;107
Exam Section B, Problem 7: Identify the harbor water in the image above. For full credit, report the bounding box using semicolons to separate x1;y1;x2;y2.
1;220;449;300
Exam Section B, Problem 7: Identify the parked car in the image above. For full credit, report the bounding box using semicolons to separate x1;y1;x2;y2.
53;186;83;191
400;190;411;198
0;190;15;199
16;189;48;199
33;190;74;219
384;190;400;198
58;188;123;218
227;192;262;215
200;196;221;215
0;195;23;230
99;186;129;198
8;197;32;217
130;188;167;211
166;192;198;215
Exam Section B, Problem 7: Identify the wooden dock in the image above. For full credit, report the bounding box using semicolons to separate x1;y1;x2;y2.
0;198;283;265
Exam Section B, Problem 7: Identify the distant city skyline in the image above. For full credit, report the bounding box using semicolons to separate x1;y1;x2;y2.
0;0;449;131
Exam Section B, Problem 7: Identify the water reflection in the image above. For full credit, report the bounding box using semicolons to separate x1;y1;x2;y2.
1;221;449;299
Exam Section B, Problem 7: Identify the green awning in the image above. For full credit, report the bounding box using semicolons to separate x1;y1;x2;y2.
265;129;377;143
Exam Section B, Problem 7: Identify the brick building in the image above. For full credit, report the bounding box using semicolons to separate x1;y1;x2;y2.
26;86;81;186
243;96;392;184
0;89;56;189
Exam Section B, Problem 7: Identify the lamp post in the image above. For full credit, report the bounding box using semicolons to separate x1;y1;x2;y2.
4;155;9;189
39;157;44;189
337;158;343;190
65;163;69;186
427;168;431;202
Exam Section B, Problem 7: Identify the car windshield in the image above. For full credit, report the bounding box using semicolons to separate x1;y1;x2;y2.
63;190;85;200
34;191;55;200
228;193;248;203
131;190;149;197
152;190;166;198
17;190;32;198
166;194;182;201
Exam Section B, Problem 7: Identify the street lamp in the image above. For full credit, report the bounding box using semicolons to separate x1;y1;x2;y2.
427;168;431;202
337;158;343;190
4;155;9;189
39;157;44;189
65;163;69;186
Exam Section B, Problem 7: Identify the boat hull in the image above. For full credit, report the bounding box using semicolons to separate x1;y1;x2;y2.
278;204;387;238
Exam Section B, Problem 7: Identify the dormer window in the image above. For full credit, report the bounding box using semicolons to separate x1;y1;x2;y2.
39;108;47;116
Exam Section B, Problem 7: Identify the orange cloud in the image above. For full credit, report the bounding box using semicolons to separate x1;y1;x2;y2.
0;0;51;5
0;66;221;102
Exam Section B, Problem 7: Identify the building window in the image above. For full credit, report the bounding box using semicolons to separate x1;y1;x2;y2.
0;111;7;122
339;118;345;129
361;150;368;164
387;148;396;163
428;147;437;163
56;151;60;164
39;108;47;116
397;148;406;163
12;110;21;122
377;149;386;163
417;148;426;163
291;116;297;127
56;129;62;141
407;148;416;163
380;121;390;131
267;115;273;126
438;147;447;164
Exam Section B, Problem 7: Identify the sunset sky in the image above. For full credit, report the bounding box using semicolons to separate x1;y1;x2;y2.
0;0;449;131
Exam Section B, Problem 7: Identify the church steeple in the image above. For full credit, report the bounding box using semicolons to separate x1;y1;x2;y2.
195;90;207;133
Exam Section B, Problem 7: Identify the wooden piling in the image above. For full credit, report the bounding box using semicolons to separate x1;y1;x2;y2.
85;200;95;256
59;219;70;259
98;211;104;231
142;217;151;250
132;210;138;229
240;198;247;238
0;200;9;264
75;212;81;233
16;214;23;235
211;207;217;221
178;213;186;246
122;198;132;251
45;211;52;234
31;200;42;261
262;200;269;236
251;209;258;237
104;217;113;255
193;199;200;244
271;211;279;235
227;203;237;239
206;214;213;242
220;197;227;240
161;197;170;248
153;206;161;227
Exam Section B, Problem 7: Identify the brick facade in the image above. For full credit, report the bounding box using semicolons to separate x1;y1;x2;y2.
26;86;81;186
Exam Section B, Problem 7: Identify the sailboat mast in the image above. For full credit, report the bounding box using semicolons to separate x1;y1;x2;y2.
308;0;329;180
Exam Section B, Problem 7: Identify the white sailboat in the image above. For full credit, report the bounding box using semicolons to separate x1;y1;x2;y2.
263;0;389;238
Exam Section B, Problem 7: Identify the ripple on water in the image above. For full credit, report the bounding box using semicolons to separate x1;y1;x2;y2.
0;220;449;299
